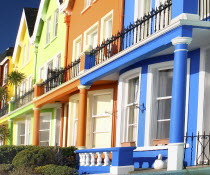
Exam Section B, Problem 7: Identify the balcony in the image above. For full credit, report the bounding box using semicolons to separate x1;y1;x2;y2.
199;0;210;20
0;105;8;117
11;89;34;111
40;58;80;93
86;0;172;69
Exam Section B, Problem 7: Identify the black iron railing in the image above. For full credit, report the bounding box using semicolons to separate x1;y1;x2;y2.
199;0;210;20
0;105;8;117
41;58;80;93
184;132;210;167
88;0;172;68
11;89;34;111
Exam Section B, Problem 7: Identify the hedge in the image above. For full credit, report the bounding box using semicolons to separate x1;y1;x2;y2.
0;145;77;168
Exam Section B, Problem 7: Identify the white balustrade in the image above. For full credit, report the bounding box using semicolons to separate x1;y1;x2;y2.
103;152;110;166
79;151;111;167
85;153;90;166
90;153;95;166
96;152;103;166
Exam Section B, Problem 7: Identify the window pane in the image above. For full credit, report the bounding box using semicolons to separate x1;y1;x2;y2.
128;77;139;104
40;130;50;142
40;121;50;130
20;136;25;145
156;120;170;139
93;94;112;116
93;117;111;132
158;69;173;97
157;98;171;120
93;133;110;148
128;125;137;142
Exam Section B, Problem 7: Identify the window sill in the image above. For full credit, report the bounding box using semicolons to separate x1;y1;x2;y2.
44;43;50;49
51;36;57;43
81;5;91;14
134;144;189;151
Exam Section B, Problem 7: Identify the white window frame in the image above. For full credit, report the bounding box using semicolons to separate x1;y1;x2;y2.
89;90;113;148
72;35;82;62
84;0;91;9
54;107;61;146
100;10;113;42
46;17;51;45
83;22;99;51
16;116;31;145
3;63;8;85
116;68;141;146
144;60;190;147
53;9;59;38
72;100;79;146
22;44;26;67
39;113;52;146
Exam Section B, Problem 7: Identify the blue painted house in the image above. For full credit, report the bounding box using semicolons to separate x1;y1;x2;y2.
76;0;210;174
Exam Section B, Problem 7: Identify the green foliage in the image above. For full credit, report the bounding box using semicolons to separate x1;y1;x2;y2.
0;145;77;170
0;87;8;102
0;125;9;143
7;70;26;99
35;164;77;175
12;147;56;168
9;167;36;175
7;71;26;87
0;164;14;172
0;145;34;164
56;147;77;167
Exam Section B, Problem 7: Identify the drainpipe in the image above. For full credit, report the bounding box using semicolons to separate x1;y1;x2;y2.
64;14;71;68
33;44;38;84
120;0;125;32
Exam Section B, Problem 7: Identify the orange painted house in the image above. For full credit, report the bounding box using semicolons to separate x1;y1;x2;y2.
33;0;124;149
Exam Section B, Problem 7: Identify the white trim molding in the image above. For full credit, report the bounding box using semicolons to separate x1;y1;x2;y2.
171;37;192;45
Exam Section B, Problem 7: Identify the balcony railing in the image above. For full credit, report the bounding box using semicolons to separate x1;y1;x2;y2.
184;132;210;167
0;105;8;117
41;58;80;93
11;89;34;111
87;0;172;69
199;0;210;20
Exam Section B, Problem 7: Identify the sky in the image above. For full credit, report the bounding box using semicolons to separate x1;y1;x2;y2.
0;0;41;54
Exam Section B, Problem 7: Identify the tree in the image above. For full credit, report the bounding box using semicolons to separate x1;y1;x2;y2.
0;125;8;145
7;71;26;100
0;87;8;102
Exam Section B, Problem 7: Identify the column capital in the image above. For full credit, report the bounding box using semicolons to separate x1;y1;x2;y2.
33;107;41;111
78;85;91;90
172;37;192;46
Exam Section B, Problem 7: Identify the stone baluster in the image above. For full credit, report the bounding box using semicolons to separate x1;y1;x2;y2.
103;152;110;166
80;153;85;166
96;152;102;166
85;153;90;166
90;153;95;166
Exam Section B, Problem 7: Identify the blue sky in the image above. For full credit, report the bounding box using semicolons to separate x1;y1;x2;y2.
0;0;40;53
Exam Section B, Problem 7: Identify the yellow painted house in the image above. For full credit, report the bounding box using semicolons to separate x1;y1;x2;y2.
7;8;38;145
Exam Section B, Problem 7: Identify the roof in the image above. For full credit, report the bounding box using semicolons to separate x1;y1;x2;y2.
24;8;38;37
0;47;14;62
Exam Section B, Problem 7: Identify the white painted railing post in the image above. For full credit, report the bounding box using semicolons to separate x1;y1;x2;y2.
90;153;95;166
85;153;90;166
96;152;102;166
103;152;110;166
79;153;85;166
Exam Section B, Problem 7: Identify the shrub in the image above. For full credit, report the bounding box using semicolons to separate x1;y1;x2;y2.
9;167;36;175
55;147;77;167
0;145;77;168
0;145;34;164
12;147;56;168
0;164;14;172
35;164;77;175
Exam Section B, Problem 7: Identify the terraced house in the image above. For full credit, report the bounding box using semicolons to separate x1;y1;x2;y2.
1;0;210;174
0;47;14;142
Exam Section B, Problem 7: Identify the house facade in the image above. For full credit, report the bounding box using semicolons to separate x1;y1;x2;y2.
0;0;210;174
76;0;210;174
